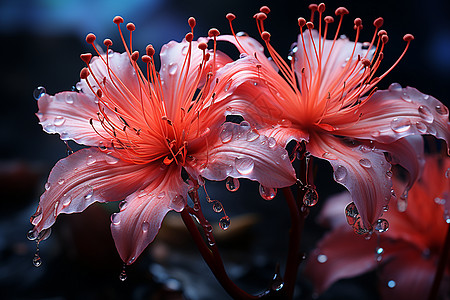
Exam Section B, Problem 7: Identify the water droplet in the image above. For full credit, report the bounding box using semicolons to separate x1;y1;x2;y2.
65;94;74;104
119;200;128;211
445;168;450;179
317;254;327;263
87;155;97;165
397;193;408;212
334;165;348;182
33;253;42;267
198;176;205;186
359;158;372;168
137;190;147;198
220;124;233;143
434;197;446;205
33;86;46;100
322;152;337;160
44;182;51;191
219;216;230;230
303;188;318;206
27;229;38;241
57;178;65;185
235;157;254;175
142;221;149;233
387;280;396;288
105;154;119;164
267;137;277;148
386;170;393;178
415;121;427;133
401;92;411;102
167;63;178;75
212;201;223;213
226;177;240;192
352;218;369;235
390;117;411;133
30;206;43;225
259;184;277;200
84;186;94;200
224;81;231;92
277;119;292;127
111;213;120;225
239;53;247;59
435;105;449;115
62;194;72;207
388;83;402;92
157;191;165;199
119;266;127;281
345;202;359;226
444;209;450;224
54;116;65;126
37;228;52;242
418;105;434;123
246;129;259;142
374;218;389;232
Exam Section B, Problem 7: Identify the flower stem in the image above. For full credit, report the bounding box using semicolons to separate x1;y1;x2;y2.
428;222;450;300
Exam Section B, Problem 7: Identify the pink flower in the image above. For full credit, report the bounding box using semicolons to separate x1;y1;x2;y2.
29;17;296;265
220;4;450;231
304;155;450;299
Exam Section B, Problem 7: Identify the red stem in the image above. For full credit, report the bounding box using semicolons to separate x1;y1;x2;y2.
428;222;450;300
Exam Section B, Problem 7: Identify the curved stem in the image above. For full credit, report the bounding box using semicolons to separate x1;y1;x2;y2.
428;222;450;300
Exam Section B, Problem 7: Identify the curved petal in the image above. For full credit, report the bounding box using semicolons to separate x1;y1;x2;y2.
328;86;450;150
110;165;188;264
30;148;159;233
185;122;296;188
307;133;392;229
37;91;113;147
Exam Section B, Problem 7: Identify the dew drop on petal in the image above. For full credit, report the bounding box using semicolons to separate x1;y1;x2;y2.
33;253;42;267
212;201;223;213
225;177;240;192
345;202;359;226
57;178;65;185
62;194;72;207
303;188;318;206
397;193;408;212
388;83;402;92
54;116;65;126
390;117;411;133
259;184;277;200
33;86;46;100
119;200;128;211
220;125;233;143
219;216;230;230
267;137;277;148
401;92;411;102
334;165;348;182
65;94;74;104
111;213;121;225
44;182;51;191
84;186;94;200
235;157;254;175
322;152;337;160
415;121;428;134
435;105;449;115
142;221;149;233
317;254;327;263
388;280;396;288
86;155;97;165
168;63;178;75
359;158;372;168
374;218;389;232
246;129;259;142
105;155;119;165
358;145;372;153
418;105;434;123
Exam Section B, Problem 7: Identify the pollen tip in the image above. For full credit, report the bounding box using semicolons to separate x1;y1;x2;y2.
86;33;96;44
403;34;414;42
256;12;267;21
80;53;92;64
185;32;193;42
298;17;307;27
354;18;362;27
103;38;113;47
260;6;270;14
113;16;124;24
198;42;208;51
378;29;387;37
146;45;155;57
373;17;384;28
261;31;271;41
188;17;196;29
208;28;220;37
361;58;371;67
80;67;90;79
308;3;318;12
226;13;236;21
126;22;136;31
131;50;139;61
306;21;314;29
324;16;334;23
318;3;326;13
335;7;349;16
142;55;151;63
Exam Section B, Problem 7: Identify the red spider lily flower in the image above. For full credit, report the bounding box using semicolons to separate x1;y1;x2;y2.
304;155;450;300
220;4;450;231
28;17;296;265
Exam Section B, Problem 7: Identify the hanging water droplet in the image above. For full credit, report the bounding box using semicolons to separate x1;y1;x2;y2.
345;202;359;226
168;63;178;75
111;213;121;225
317;254;327;263
374;218;389;232
212;201;223;213
390;117;411;133
220;124;233;143
225;177;240;192
303;188;318;206
33;252;42;267
359;158;372;168
219;216;230;230
375;247;384;262
397;192;408;212
259;184;277;200
418;105;434;123
27;229;38;241
142;221;150;233
84;186;94;200
334;165;348;182
352;218;369;235
33;86;46;100
119;200;128;211
44;182;51;191
235;157;254;175
30;206;43;225
435;105;449;115
119;265;127;281
86;155;97;165
415;121;428;134
387;280;396;288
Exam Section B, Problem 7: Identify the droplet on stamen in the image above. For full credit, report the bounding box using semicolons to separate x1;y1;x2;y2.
219;216;230;230
225;177;240;192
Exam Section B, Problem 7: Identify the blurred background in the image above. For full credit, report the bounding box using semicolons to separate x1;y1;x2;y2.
1;0;449;299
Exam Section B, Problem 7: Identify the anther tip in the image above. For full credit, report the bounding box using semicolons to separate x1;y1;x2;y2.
261;31;271;41
403;34;414;42
80;67;90;79
131;51;139;61
260;6;270;14
256;12;267;21
335;7;349;16
318;3;326;13
381;34;389;44
113;16;124;24
80;53;92;64
185;32;193;43
86;33;96;44
142;55;151;63
188;17;196;29
308;4;318;12
96;89;103;98
324;16;334;23
198;42;208;51
146;45;155;57
306;21;314;29
373;17;384;28
298;17;307;28
354;18;362;27
226;13;236;21
103;39;113;47
361;58;371;67
208;28;220;37
126;23;135;31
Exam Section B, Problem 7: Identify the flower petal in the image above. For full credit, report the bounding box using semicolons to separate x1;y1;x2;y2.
110;165;187;264
31;148;159;233
37;91;113;147
186;122;296;188
307;133;392;228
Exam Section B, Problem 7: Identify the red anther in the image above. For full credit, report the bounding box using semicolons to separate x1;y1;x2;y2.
318;3;326;13
103;39;113;47
306;21;314;29
126;23;135;31
113;16;124;24
403;34;414;42
335;7;349;16
146;45;155;56
373;17;384;28
256;12;267;21
198;42;208;51
86;33;96;44
141;55;151;63
261;31;271;41
354;18;362;27
298;17;307;27
309;4;318;12
361;58;371;67
379;52;384;60
80;53;92;64
260;6;270;14
204;52;211;61
185;32;193;43
324;16;334;23
188;17;196;29
96;89;103;98
80;67;90;79
208;28;220;37
378;29;387;37
131;51;139;61
226;13;236;21
381;34;389;44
